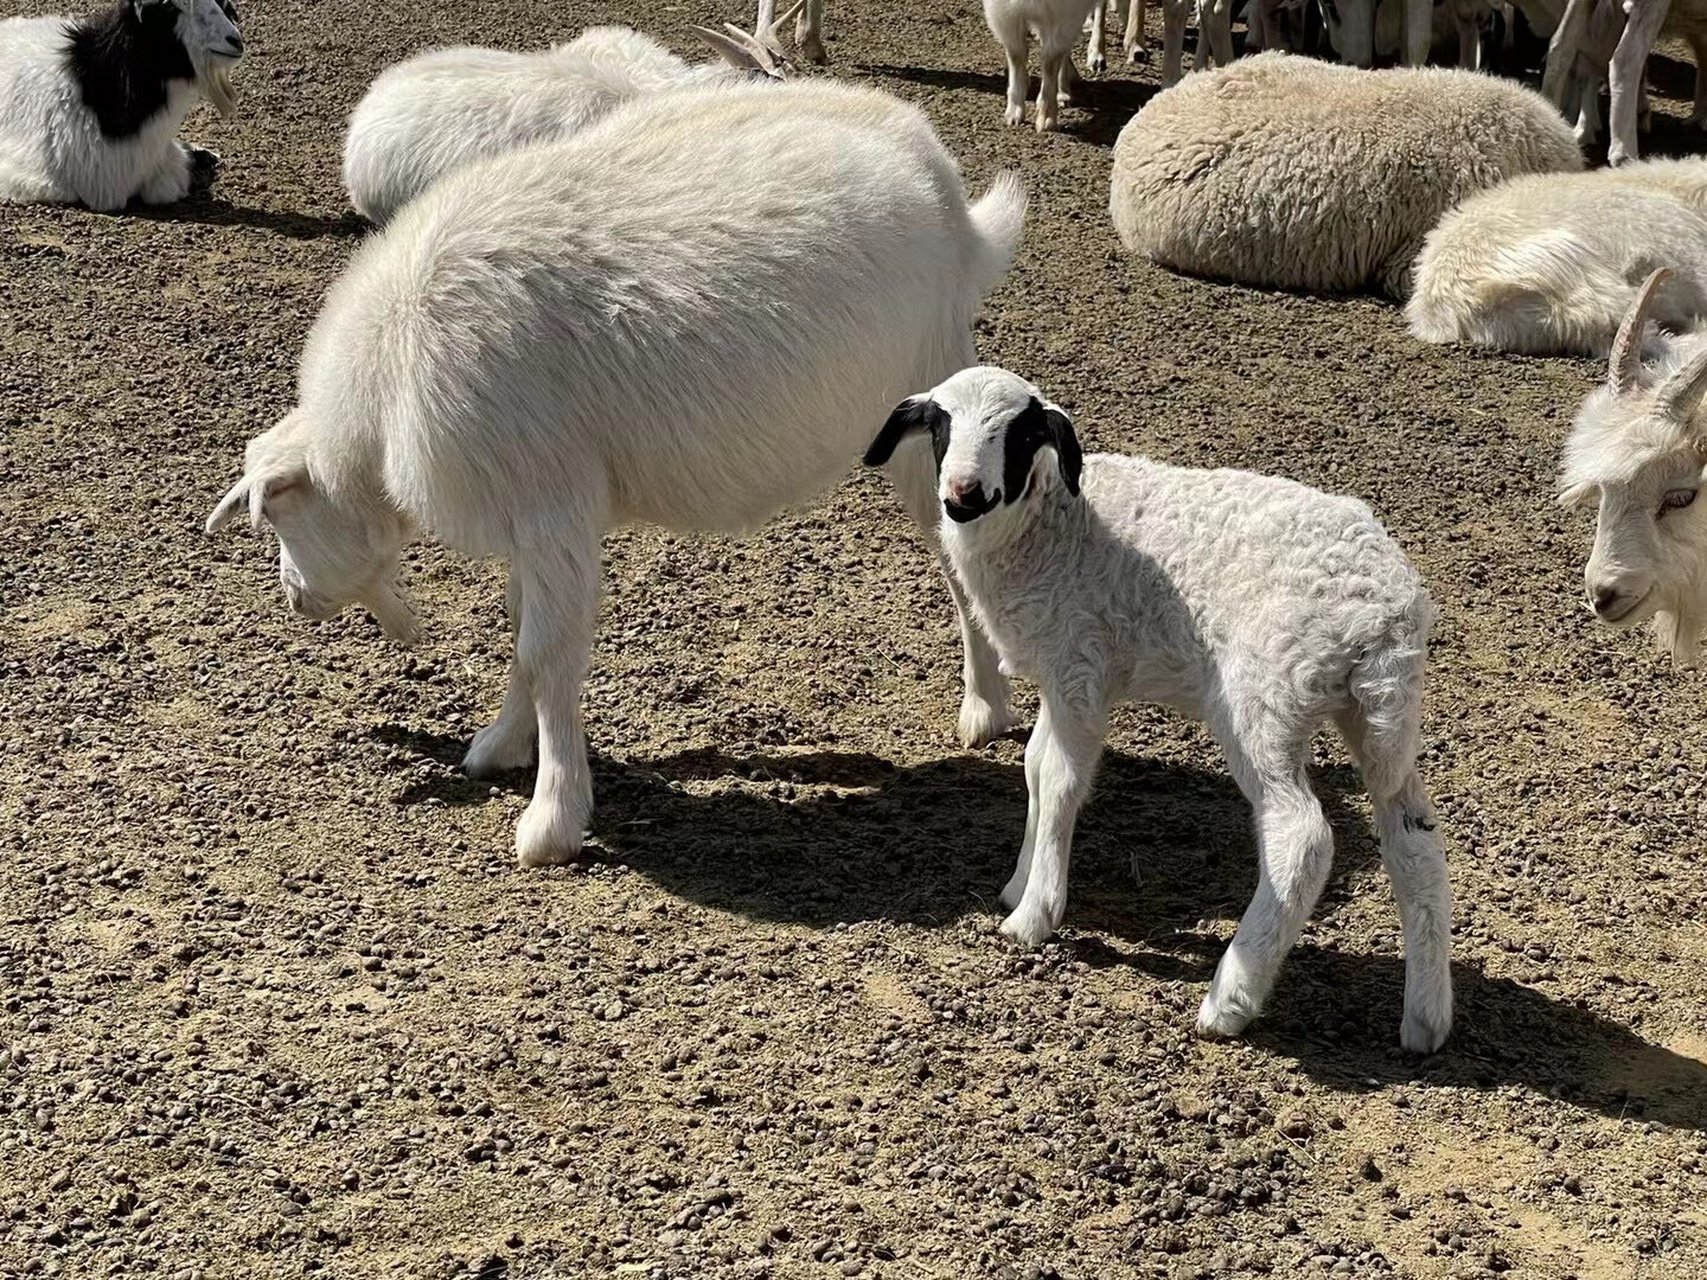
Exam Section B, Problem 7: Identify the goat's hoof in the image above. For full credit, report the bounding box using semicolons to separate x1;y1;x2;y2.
956;694;1014;748
998;905;1055;949
1003;104;1025;127
463;724;537;779
1400;989;1453;1054
515;803;585;868
1089;53;1107;74
1194;992;1254;1040
188;147;221;191
1035;112;1060;134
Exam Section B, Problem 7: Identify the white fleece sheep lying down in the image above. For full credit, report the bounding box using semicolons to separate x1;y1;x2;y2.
209;79;1027;872
1108;52;1582;297
866;367;1453;1052
342;24;780;225
1408;160;1707;355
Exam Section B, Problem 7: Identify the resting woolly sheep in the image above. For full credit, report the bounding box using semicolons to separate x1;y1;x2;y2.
986;0;1106;129
864;366;1453;1052
342;22;785;226
1408;160;1707;355
1560;269;1707;666
0;0;242;210
1108;52;1582;297
206;79;1027;871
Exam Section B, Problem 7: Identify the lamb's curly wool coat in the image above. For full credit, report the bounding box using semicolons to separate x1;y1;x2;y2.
1108;52;1582;297
1408;160;1707;355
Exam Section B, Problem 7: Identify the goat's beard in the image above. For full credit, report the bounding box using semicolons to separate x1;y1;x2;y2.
364;578;419;646
1653;608;1705;670
203;67;237;118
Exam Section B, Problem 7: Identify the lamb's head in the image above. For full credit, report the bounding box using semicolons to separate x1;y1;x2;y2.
133;0;244;116
864;367;1082;530
205;414;417;643
1559;269;1707;667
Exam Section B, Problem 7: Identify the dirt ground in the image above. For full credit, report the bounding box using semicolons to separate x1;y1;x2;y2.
3;1;1706;1277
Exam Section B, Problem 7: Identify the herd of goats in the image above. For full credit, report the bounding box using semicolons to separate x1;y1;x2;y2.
3;0;1706;1059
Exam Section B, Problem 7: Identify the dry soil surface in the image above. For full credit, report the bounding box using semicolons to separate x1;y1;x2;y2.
2;2;1705;1278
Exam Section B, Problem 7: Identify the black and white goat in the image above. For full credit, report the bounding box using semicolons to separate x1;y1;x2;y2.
0;0;242;210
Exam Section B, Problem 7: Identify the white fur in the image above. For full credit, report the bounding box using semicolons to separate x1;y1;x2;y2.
207;79;1027;870
1545;0;1707;165
1561;324;1707;667
1408;160;1707;354
983;0;1103;130
342;25;766;226
0;0;241;210
1108;52;1583;298
897;366;1452;1053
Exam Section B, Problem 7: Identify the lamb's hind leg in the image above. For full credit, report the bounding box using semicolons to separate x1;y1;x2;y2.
464;568;539;778
511;528;602;869
885;435;1013;746
1197;708;1335;1039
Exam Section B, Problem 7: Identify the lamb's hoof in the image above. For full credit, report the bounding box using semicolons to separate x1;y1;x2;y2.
957;693;1014;748
188;147;221;192
514;802;586;869
1400;982;1453;1054
999;904;1056;949
462;723;537;780
1004;104;1026;127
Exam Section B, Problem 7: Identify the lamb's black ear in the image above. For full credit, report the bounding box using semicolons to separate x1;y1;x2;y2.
1045;407;1082;496
864;396;941;467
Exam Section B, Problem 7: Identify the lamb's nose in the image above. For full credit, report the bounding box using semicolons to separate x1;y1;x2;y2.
947;479;982;505
1591;586;1622;618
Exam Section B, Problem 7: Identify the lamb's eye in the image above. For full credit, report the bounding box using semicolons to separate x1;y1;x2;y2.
1660;488;1698;516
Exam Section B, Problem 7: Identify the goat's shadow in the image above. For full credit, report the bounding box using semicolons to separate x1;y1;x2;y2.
857;62;1158;146
123;194;364;240
374;725;1707;1132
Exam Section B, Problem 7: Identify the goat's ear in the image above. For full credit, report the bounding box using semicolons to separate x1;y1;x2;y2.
1044;406;1082;496
1659;342;1707;422
863;396;940;467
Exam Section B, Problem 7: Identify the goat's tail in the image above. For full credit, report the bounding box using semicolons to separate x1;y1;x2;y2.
968;170;1027;299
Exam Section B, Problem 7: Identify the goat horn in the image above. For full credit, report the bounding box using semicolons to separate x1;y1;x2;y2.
688;24;767;72
1609;267;1671;394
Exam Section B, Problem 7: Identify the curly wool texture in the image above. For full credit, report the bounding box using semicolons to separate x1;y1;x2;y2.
1408;160;1707;355
1108;52;1582;297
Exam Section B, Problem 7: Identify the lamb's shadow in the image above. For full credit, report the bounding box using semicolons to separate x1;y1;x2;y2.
374;725;1707;1131
125;195;364;240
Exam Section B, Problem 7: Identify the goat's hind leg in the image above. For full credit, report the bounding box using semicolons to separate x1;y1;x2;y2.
464;568;540;778
1197;708;1335;1039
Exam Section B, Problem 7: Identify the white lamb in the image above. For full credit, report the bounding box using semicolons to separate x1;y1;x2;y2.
206;79;1027;872
984;0;1106;130
1407;160;1707;355
0;0;242;210
864;366;1453;1053
1560;269;1707;666
1108;52;1583;297
342;21;786;226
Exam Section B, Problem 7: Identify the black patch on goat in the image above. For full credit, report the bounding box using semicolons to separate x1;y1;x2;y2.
863;396;952;470
64;1;197;140
1003;398;1082;501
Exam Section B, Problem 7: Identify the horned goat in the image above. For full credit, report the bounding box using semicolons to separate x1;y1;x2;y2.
207;79;1027;871
864;366;1452;1053
0;0;242;210
342;20;788;226
1108;52;1582;297
1408;160;1707;354
1560;269;1707;666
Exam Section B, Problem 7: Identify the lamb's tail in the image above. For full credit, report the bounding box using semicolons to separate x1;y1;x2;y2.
968;170;1027;299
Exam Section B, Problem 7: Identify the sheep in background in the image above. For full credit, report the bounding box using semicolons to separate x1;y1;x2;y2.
865;366;1452;1053
342;20;787;226
1108;53;1582;297
1546;0;1707;164
0;0;243;210
207;79;1027;871
1408;160;1707;354
985;0;1108;129
1561;269;1707;666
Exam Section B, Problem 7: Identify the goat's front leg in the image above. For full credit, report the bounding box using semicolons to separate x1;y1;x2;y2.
1608;0;1664;164
1000;694;1105;948
511;537;601;869
464;568;539;778
1089;0;1110;73
1125;0;1147;62
137;142;194;206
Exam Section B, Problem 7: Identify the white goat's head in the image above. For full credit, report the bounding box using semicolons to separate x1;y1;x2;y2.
864;367;1083;530
1559;269;1707;667
135;0;245;116
205;413;417;643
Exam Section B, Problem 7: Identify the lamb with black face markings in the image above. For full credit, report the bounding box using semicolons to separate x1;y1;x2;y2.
866;366;1454;1053
0;0;242;210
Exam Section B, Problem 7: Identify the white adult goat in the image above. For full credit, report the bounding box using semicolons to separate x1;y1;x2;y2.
1561;268;1707;665
865;366;1452;1052
342;21;786;226
207;79;1026;870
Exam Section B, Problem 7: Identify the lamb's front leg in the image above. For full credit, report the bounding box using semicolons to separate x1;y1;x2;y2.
1000;695;1105;947
464;568;539;778
999;701;1052;910
511;540;600;869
